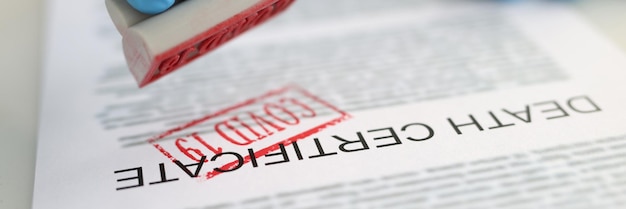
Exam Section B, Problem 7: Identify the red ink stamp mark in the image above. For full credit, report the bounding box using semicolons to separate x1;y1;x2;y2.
147;85;350;179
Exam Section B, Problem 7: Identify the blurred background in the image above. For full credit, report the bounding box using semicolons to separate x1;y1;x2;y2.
0;0;625;208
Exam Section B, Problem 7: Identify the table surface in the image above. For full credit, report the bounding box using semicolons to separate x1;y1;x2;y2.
1;1;624;208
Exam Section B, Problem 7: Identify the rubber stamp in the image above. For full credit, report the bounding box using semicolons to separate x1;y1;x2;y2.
105;0;295;87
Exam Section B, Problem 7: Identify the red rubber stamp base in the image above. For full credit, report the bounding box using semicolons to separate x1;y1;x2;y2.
106;0;295;87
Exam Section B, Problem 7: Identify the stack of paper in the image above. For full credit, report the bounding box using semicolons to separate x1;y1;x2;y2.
33;0;626;208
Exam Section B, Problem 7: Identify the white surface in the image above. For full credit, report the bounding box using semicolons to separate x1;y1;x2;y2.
0;0;42;209
0;1;625;209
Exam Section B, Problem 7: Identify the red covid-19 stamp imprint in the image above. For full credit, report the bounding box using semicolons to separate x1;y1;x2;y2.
147;85;350;179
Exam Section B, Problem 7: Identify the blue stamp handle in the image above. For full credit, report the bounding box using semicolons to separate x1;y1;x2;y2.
127;0;176;15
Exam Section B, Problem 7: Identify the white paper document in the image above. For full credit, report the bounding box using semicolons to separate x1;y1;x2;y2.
33;0;626;208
